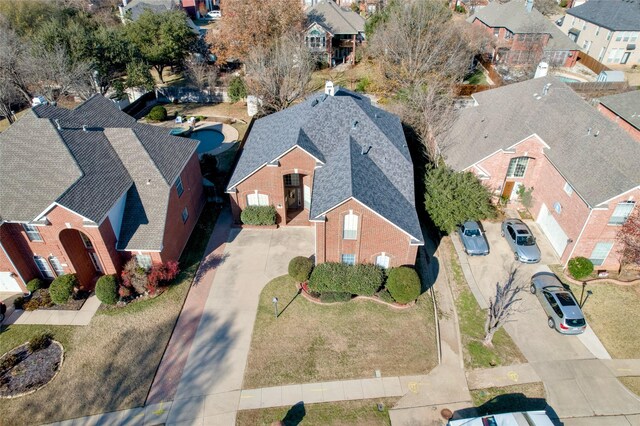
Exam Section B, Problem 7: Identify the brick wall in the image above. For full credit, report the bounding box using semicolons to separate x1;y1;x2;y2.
230;147;317;225
316;198;419;267
159;153;205;264
597;104;640;143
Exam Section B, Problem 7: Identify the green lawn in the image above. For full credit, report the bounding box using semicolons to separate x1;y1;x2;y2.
0;204;220;425
471;383;546;415
619;377;640;397
237;398;398;426
243;276;438;389
464;69;489;85
444;238;526;369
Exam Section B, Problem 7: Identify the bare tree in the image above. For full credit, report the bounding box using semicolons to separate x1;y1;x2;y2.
0;70;21;124
244;33;314;114
483;268;525;347
617;209;640;268
186;59;218;91
0;22;34;103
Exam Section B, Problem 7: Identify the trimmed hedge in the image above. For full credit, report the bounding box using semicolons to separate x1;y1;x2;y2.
146;105;167;121
568;257;594;280
386;266;421;304
308;262;384;297
241;205;277;226
319;292;352;303
96;275;119;305
288;256;313;282
49;274;78;305
26;278;44;293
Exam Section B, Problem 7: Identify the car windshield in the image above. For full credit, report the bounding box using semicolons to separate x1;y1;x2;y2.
566;318;586;327
516;235;536;246
465;229;481;237
556;292;577;306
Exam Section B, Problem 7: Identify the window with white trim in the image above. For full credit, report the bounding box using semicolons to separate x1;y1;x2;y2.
376;253;390;269
136;254;153;270
181;207;189;223
247;192;269;206
341;254;356;265
48;256;65;276
589;242;613;266
34;256;54;279
606;30;612;41
80;233;93;248
563;182;573;196
506;157;529;178
595;26;600;36
343;211;358;240
609;201;635;225
23;224;43;242
175;176;184;197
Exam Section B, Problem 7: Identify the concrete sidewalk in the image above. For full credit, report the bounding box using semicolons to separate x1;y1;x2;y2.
3;294;101;326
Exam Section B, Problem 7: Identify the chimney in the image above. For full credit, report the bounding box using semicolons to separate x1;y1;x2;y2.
325;81;335;96
534;61;549;79
525;0;533;13
122;0;128;5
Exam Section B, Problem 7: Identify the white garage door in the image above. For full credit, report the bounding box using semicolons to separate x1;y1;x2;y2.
0;271;22;292
537;204;569;257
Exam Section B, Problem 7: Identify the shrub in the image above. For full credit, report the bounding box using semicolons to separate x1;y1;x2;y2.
355;76;371;93
147;261;180;295
14;296;25;310
96;275;119;305
288;256;313;282
228;76;247;102
559;0;567;7
49;274;78;305
568;257;594;280
146;105;167;121
377;288;396;304
0;354;20;371
24;291;52;311
320;292;352;303
26;278;44;293
241;205;277;226
386;266;421;304
29;332;53;352
121;259;148;295
308;262;384;296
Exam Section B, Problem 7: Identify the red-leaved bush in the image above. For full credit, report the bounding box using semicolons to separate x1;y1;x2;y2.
618;209;640;267
146;261;180;295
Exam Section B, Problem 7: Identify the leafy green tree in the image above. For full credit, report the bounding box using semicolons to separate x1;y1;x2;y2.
228;76;247;102
125;60;155;91
424;166;496;233
91;26;138;95
124;9;197;83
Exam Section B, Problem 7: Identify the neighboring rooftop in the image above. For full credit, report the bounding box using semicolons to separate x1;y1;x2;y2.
468;0;579;51
306;0;365;35
441;76;640;207
123;0;178;20
0;95;199;251
227;87;423;244
598;90;640;131
566;0;640;31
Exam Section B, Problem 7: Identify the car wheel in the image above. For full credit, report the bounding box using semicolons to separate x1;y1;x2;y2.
501;230;505;237
514;252;519;261
548;317;555;329
530;284;536;294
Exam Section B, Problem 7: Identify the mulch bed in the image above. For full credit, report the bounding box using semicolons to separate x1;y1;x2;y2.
0;342;63;398
22;289;88;311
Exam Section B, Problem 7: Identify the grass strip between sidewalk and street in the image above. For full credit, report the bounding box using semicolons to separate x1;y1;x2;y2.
236;397;399;426
442;237;526;369
619;377;640;398
471;382;546;416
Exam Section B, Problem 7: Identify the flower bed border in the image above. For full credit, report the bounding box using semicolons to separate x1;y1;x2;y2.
560;269;640;286
231;224;278;229
296;282;414;310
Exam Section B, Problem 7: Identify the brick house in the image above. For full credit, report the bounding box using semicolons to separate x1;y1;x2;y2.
226;83;424;267
0;95;205;293
597;90;640;143
442;76;640;271
305;0;365;66
468;0;579;68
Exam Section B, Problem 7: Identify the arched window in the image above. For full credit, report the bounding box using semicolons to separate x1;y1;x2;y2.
375;253;390;269
506;157;530;178
343;211;358;240
247;191;269;206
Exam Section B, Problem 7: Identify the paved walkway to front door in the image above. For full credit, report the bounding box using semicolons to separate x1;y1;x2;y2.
3;294;101;326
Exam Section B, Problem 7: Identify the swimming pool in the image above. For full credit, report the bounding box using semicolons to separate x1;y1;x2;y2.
190;129;225;154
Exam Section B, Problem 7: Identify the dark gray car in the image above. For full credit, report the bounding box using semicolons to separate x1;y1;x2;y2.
501;219;541;263
457;221;490;256
530;272;587;335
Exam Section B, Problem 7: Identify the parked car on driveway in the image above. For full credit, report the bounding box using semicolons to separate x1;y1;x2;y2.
457;221;490;255
501;218;541;263
530;272;587;335
206;10;221;19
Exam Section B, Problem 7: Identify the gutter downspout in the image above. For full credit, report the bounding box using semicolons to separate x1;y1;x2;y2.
564;207;595;267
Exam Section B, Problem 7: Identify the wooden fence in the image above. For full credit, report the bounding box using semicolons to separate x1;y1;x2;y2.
477;57;504;86
566;81;630;97
576;51;610;75
455;84;493;97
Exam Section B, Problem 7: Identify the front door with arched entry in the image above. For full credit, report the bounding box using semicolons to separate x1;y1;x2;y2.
59;229;103;289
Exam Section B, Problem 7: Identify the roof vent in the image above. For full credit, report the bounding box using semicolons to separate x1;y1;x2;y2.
54;119;61;130
587;127;591;135
82;125;88;132
361;145;372;155
146;179;152;185
594;130;600;137
321;94;328;102
311;99;319;107
352;120;359;130
542;83;552;95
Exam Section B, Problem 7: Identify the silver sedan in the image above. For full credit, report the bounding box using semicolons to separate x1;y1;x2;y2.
530;272;587;335
501;218;541;263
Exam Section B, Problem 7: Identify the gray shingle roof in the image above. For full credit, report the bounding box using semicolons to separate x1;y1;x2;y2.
307;0;365;35
124;0;178;20
468;0;578;51
0;95;198;251
566;0;640;31
228;88;423;243
598;90;640;131
442;77;640;207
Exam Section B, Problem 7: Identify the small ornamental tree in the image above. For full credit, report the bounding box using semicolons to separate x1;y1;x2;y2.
567;257;594;280
288;256;313;282
228;76;247;102
618;208;640;267
424;166;496;234
386;266;421;304
121;259;148;295
96;275;119;305
49;274;78;305
147;261;180;295
484;269;525;347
